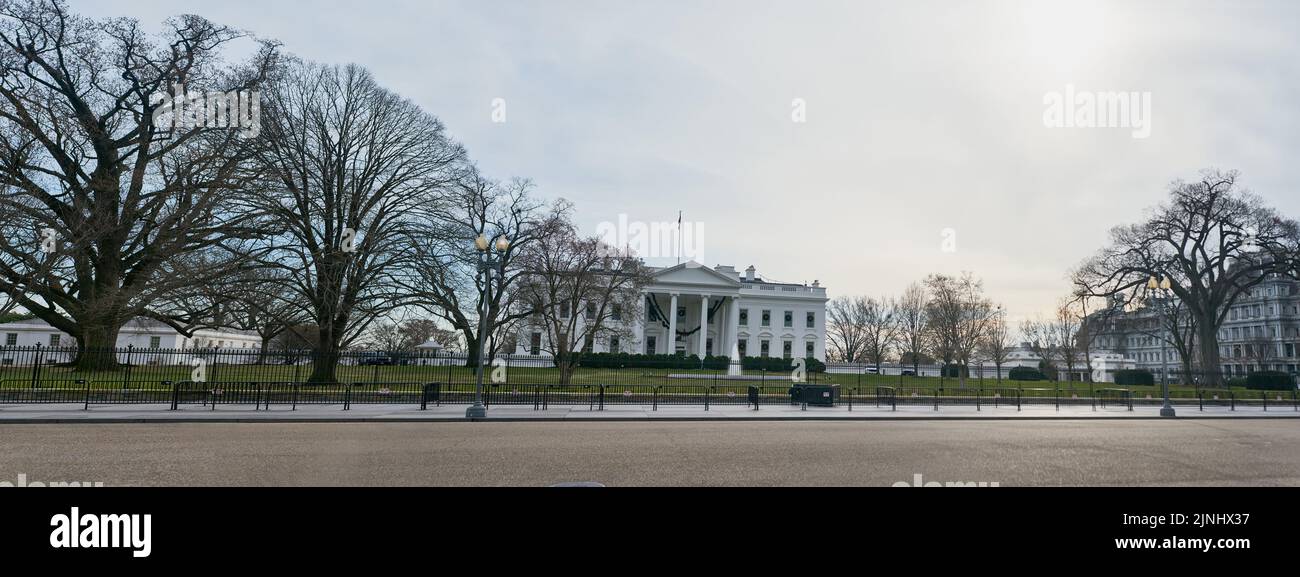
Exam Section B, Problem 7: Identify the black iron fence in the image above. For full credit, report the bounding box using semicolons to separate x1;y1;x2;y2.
2;379;1297;413
4;345;1297;389
2;345;1298;412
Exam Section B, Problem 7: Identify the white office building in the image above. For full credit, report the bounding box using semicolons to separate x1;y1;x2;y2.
0;317;262;365
513;262;829;362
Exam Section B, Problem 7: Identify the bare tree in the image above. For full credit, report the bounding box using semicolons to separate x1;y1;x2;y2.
826;296;867;363
1075;169;1300;385
252;60;464;383
0;1;279;368
515;213;653;384
403;174;548;367
861;296;901;373
979;308;1012;383
924;273;997;387
1051;300;1083;382
896;282;930;375
1020;317;1062;381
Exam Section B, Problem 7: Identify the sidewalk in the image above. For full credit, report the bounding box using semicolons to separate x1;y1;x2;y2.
1;402;1297;423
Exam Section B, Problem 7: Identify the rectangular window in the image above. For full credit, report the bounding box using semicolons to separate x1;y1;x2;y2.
806;312;816;329
49;334;61;347
784;311;794;328
646;336;658;355
783;341;793;359
806;342;815;358
586;302;597;321
762;311;771;327
706;338;714;357
149;336;161;349
740;309;749;326
560;302;571;319
760;340;771;358
612;305;622;322
610;337;620;354
531;333;542;356
738;340;748;358
4;333;15;346
583;335;594;354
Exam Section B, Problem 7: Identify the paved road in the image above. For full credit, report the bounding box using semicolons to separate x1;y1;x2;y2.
2;420;1298;486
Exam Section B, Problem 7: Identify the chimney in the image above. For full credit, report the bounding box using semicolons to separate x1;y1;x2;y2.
745;266;757;282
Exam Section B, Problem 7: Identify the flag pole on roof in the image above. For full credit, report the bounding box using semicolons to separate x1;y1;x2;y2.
677;211;683;266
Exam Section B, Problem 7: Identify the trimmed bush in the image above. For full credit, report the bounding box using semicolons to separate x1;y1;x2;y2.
1009;367;1047;382
1245;371;1296;391
942;364;968;378
1113;369;1156;386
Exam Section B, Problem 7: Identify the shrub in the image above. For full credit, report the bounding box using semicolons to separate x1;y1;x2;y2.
1245;371;1296;391
1009;367;1047;382
942;364;968;378
1113;369;1156;386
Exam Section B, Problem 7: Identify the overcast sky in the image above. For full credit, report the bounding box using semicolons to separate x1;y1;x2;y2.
77;0;1300;324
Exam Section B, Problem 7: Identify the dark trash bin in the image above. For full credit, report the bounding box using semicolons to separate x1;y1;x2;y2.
790;384;839;407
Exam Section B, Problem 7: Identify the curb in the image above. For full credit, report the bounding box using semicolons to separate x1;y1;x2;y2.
3;414;1299;425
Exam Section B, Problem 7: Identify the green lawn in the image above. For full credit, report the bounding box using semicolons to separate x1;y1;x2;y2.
0;363;1290;400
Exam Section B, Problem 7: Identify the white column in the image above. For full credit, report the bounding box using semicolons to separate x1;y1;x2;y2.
667;293;678;355
730;297;741;355
728;296;743;375
699;295;711;358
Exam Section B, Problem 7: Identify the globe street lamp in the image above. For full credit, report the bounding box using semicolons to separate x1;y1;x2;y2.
1147;275;1176;418
467;234;510;419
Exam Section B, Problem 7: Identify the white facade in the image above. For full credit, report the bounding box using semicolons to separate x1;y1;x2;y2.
0;317;261;354
514;262;829;362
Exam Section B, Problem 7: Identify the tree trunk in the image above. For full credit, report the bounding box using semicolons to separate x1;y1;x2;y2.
307;325;343;384
74;322;124;371
464;336;482;369
1196;318;1223;386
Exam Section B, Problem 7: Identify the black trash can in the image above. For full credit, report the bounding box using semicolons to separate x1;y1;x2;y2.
790;384;838;407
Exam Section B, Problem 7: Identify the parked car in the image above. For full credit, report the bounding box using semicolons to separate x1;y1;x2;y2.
901;370;917;377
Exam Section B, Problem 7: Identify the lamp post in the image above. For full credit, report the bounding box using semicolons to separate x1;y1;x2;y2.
466;234;510;420
1147;276;1177;418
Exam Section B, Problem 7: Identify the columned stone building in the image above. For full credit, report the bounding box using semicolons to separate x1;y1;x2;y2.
514;262;829;362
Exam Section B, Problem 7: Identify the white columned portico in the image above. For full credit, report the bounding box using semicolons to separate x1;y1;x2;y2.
667;293;679;355
699;295;711;359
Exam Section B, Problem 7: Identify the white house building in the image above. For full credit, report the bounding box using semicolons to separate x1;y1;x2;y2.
513;262;829;363
0;317;262;365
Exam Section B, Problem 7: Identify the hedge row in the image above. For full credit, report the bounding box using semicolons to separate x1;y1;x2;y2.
1113;369;1156;386
567;353;825;373
1009;367;1047;382
741;356;827;373
1244;371;1297;391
